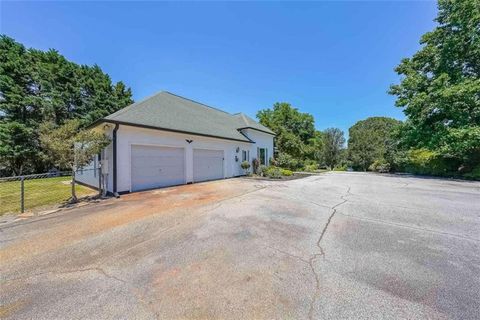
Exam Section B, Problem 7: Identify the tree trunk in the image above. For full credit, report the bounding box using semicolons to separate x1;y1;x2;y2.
71;170;77;203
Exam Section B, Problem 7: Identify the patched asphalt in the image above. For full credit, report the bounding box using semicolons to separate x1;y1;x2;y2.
1;173;479;319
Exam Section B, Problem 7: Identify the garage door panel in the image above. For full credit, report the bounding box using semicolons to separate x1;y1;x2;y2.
193;149;224;183
131;145;185;191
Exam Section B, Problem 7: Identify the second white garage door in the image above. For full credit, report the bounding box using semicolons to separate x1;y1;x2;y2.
193;149;224;182
131;145;185;191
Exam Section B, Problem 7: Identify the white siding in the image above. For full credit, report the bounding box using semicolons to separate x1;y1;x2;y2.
95;125;274;193
114;126;253;193
241;129;275;166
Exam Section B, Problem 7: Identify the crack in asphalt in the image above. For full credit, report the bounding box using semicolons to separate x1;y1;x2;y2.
264;245;310;264
3;266;126;284
338;212;480;243
3;266;159;317
308;185;351;320
308;200;332;210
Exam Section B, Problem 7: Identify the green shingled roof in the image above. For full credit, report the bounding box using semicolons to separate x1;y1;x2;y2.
103;91;274;142
233;113;275;134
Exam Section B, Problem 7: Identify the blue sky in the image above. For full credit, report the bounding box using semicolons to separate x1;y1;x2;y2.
1;1;437;135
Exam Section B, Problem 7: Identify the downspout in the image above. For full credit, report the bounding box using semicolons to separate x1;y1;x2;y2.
98;152;102;196
112;123;120;198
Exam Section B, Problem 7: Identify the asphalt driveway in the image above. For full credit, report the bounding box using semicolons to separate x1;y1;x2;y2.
1;173;479;319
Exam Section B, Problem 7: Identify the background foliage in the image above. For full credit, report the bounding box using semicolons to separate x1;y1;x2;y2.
348;117;401;171
257;102;345;170
0;36;133;175
388;0;479;178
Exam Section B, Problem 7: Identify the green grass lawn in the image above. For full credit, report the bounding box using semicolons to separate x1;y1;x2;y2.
0;176;96;215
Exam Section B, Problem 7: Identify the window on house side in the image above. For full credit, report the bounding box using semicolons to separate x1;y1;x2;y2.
259;148;266;165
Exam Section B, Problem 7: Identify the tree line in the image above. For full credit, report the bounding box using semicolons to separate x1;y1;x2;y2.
256;103;402;173
388;0;479;179
0;36;133;176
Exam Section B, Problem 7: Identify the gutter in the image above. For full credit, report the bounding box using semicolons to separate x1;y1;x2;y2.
87;119;255;144
237;126;276;136
112;123;120;198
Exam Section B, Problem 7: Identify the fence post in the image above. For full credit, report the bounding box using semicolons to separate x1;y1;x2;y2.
20;176;25;213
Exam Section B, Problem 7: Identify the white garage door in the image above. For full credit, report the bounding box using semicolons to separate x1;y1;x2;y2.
131;145;185;191
193;149;224;183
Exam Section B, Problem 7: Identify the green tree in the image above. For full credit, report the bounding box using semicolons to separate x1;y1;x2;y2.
321;128;345;169
389;0;480;172
257;102;318;163
0;36;133;175
304;130;324;162
0;121;38;175
348;117;402;171
40;119;110;201
0;36;33;123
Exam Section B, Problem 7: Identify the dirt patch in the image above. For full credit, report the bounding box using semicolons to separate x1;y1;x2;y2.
0;299;27;318
0;179;260;266
147;247;289;319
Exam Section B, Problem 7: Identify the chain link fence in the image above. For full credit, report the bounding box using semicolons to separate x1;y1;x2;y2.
0;168;101;215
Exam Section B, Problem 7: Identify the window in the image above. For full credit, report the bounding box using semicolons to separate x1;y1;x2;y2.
242;150;250;162
259;148;267;165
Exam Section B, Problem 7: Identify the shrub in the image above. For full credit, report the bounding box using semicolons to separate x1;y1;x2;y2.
269;157;278;166
401;149;455;176
303;159;317;167
265;166;282;179
333;165;347;171
276;153;301;170
257;164;268;177
369;159;391;173
304;164;318;172
240;160;251;174
256;165;295;178
463;165;480;180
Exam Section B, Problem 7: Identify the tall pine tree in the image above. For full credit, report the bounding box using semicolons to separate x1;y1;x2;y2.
0;36;133;175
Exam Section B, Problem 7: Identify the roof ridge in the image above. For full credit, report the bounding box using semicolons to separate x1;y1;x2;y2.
236;113;275;134
163;91;231;115
240;113;249;125
232;112;251;126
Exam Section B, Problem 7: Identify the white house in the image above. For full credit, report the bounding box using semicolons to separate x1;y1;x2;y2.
76;91;275;194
